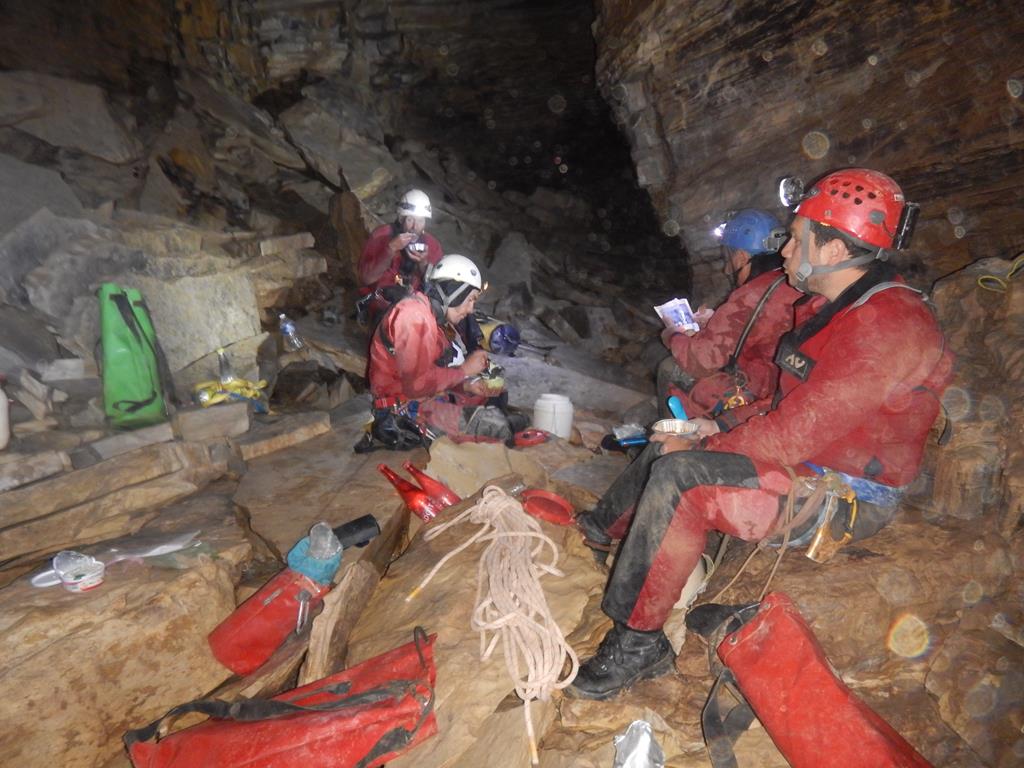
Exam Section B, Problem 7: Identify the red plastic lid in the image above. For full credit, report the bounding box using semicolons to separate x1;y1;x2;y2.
514;428;550;447
520;489;575;526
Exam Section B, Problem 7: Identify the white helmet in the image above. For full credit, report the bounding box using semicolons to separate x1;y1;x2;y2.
427;254;484;311
396;189;432;219
428;254;482;289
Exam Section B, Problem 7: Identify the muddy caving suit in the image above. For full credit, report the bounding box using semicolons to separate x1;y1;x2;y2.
368;292;514;444
357;223;444;326
658;267;802;418
594;266;954;631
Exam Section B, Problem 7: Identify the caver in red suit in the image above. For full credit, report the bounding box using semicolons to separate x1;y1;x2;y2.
357;189;444;327
658;208;800;418
358;224;443;325
362;255;520;449
661;267;801;417
359;224;444;296
570;169;954;701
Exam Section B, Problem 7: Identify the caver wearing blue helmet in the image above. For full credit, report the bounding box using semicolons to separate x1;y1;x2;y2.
714;208;790;288
656;206;800;419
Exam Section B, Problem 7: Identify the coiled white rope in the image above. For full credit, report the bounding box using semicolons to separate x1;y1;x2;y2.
406;485;579;764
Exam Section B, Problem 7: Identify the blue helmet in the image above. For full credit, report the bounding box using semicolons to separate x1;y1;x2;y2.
717;209;787;255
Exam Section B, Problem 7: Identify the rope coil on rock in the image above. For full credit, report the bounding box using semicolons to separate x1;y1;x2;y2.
407;485;579;765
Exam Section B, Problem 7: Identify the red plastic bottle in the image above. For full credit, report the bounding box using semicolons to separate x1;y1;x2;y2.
402;461;461;508
378;464;443;522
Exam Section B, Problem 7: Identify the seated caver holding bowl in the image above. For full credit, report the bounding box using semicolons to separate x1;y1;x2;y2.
356;254;526;452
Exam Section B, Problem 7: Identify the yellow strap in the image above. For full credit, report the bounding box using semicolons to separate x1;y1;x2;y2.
977;253;1024;293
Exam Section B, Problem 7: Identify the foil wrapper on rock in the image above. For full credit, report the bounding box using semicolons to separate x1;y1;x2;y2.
612;720;665;768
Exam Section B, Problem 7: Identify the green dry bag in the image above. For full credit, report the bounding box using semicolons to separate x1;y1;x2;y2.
99;283;169;428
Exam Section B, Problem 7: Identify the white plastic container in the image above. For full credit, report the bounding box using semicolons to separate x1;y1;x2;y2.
533;394;574;439
53;550;106;593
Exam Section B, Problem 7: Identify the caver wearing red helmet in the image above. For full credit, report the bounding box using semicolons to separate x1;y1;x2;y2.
569;167;951;703
778;168;919;287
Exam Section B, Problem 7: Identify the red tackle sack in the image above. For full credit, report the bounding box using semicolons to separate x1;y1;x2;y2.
208;568;332;676
704;592;932;768
125;628;437;768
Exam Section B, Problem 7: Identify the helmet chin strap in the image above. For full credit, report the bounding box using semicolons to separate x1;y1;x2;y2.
429;280;471;316
793;236;883;288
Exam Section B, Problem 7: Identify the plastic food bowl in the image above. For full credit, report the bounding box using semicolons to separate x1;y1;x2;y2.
651;418;699;435
513;428;550;447
520;489;575;526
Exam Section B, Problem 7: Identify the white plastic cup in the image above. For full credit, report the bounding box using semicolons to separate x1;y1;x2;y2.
532;394;574;439
52;550;105;593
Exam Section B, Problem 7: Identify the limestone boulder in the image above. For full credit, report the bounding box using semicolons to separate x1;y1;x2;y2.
0;487;252;768
279;89;400;200
486;231;538;306
130;272;262;372
0;71;142;163
176;71;304;171
0;155;84;239
0;441;225;565
930;260;1024;535
499;352;651;415
0;304;61;373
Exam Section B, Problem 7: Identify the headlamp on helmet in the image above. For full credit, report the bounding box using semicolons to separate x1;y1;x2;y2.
778;176;807;209
715;208;786;255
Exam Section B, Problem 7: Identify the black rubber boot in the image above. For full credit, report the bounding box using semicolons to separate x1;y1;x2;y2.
576;510;613;566
569;622;674;701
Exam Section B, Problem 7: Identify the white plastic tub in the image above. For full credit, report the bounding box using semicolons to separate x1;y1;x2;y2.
532;393;574;439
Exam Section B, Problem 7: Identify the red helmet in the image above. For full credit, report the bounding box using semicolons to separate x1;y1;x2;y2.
795;169;906;249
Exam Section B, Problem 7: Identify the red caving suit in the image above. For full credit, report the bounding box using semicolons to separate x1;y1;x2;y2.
662;269;801;417
358;224;443;323
596;270;954;631
368;292;473;438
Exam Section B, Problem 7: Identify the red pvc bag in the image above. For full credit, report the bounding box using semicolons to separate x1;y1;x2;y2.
708;592;932;768
208;568;332;676
126;629;438;768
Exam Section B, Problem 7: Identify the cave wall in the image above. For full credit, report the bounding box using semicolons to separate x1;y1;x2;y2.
0;0;175;93
593;0;1024;298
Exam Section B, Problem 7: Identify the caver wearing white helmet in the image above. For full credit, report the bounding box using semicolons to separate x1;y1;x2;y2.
363;250;526;449
426;254;485;318
391;189;434;261
356;187;444;326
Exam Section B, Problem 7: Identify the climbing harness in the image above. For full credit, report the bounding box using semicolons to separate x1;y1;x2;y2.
709;467;859;603
407;486;579;765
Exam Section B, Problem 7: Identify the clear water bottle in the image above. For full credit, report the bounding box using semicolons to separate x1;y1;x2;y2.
216;347;235;385
278;313;305;351
307;521;342;559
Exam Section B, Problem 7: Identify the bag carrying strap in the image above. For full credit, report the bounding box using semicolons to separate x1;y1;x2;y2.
699;605;760;768
124;627;435;753
702;670;757;768
109;291;157;413
722;274;788;375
